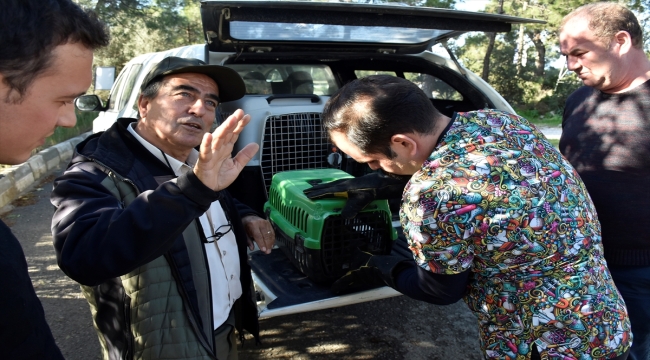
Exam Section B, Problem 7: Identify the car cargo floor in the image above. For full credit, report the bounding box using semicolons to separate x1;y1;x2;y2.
249;232;412;310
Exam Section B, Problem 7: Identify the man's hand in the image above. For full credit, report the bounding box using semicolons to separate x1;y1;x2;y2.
331;249;411;295
194;109;259;191
241;215;275;254
303;170;410;219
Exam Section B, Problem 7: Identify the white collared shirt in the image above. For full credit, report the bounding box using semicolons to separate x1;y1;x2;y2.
128;123;242;329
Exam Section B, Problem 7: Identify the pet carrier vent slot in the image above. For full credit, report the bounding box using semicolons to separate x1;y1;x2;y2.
261;112;339;194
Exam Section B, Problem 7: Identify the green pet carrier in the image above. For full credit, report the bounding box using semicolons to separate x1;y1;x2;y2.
264;169;398;283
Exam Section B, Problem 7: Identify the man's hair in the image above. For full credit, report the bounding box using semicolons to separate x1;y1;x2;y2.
0;0;110;102
140;77;167;101
137;76;166;119
322;75;441;158
560;2;643;49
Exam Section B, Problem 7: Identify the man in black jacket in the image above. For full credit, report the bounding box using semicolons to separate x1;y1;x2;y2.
0;0;108;358
51;57;274;359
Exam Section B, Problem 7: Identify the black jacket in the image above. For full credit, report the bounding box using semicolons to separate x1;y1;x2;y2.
0;220;64;359
50;118;260;358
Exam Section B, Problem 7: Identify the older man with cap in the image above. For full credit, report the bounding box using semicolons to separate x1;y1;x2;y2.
50;56;274;360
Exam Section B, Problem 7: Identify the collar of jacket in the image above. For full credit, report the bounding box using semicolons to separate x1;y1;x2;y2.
73;118;172;177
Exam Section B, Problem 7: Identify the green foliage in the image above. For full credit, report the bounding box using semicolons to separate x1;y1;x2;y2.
42;111;98;149
534;67;582;113
515;107;562;128
453;29;577;113
423;0;456;7
453;32;538;106
76;0;203;76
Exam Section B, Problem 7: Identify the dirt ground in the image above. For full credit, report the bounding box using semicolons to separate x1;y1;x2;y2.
4;166;483;360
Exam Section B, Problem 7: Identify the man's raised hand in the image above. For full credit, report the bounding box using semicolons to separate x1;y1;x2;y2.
194;109;259;191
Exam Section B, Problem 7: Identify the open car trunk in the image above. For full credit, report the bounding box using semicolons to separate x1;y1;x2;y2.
200;0;544;318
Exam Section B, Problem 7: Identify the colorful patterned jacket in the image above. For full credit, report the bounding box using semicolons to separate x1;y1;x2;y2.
400;110;631;360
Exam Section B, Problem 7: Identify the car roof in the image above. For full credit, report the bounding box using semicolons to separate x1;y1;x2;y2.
200;0;545;54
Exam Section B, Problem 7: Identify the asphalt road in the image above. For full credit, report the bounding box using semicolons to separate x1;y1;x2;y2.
3;165;484;360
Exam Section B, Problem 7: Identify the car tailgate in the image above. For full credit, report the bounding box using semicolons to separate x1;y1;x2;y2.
250;228;413;319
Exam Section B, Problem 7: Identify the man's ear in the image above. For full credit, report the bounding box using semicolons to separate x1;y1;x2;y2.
137;95;149;119
614;30;633;55
0;73;21;104
390;134;418;157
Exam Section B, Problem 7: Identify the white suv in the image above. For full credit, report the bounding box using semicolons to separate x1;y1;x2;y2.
78;0;542;318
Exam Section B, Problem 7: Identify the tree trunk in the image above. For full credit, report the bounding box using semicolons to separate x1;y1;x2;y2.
516;23;526;75
528;30;546;77
482;33;496;82
481;0;504;82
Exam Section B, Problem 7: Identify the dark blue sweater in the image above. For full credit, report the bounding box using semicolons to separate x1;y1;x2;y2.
0;220;64;359
561;82;650;266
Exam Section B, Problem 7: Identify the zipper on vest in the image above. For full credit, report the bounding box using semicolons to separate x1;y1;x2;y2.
164;251;217;357
123;290;134;359
195;219;217;353
90;158;140;208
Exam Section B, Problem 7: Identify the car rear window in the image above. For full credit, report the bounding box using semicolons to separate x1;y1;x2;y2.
355;70;463;101
229;21;452;45
227;64;339;96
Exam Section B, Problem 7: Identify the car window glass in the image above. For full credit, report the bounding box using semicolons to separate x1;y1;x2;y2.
267;69;283;82
117;63;142;113
227;64;338;96
106;66;129;112
230;21;452;44
355;70;396;78
355;70;463;101
405;72;463;101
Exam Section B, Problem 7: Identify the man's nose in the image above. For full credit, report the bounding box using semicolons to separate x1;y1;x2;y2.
188;98;208;116
368;163;381;171
566;56;580;71
57;104;77;128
